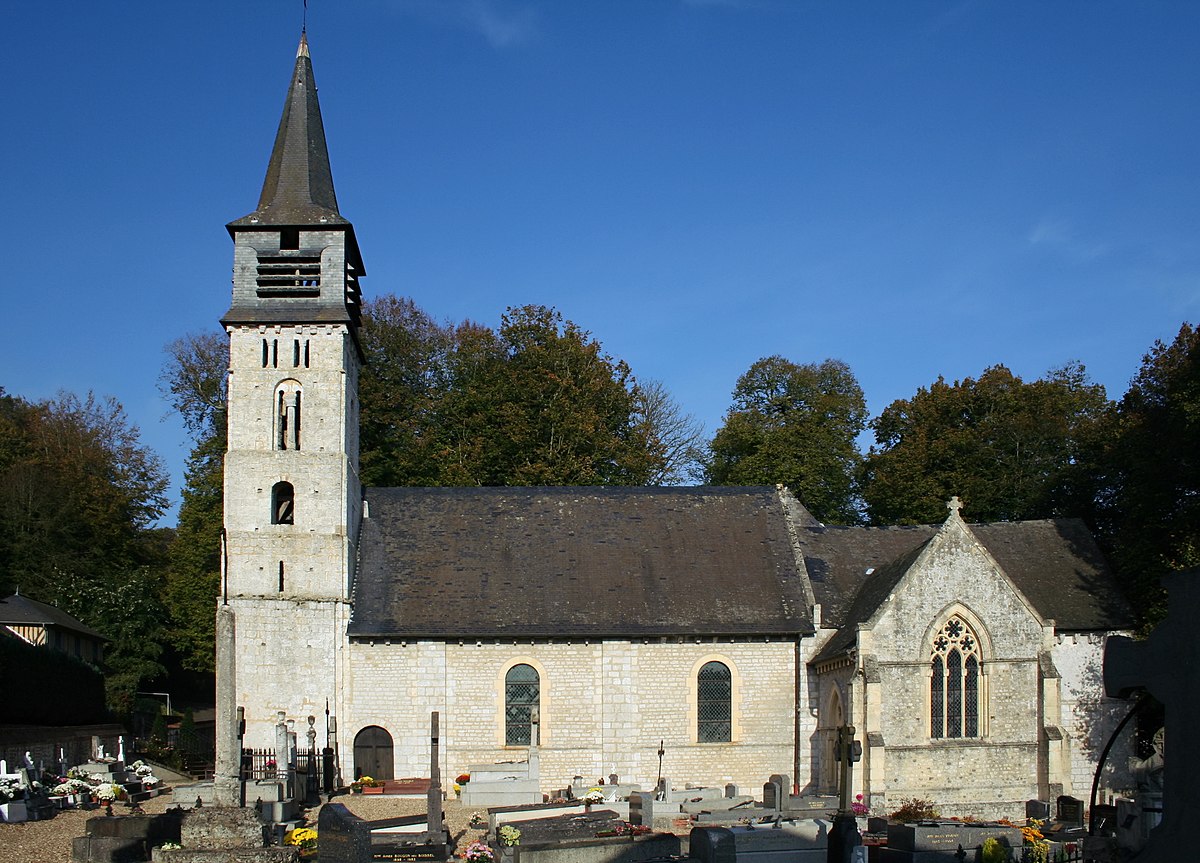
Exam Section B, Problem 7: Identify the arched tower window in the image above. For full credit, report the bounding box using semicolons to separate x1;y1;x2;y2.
271;482;294;525
698;661;732;743
930;614;982;739
505;664;540;746
274;381;302;450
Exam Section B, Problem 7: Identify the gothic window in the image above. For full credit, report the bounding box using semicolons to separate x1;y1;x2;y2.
274;382;302;450
698;661;732;743
505;664;540;746
930;615;982;739
271;481;295;525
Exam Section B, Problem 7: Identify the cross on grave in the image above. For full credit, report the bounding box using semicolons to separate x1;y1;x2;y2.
1104;569;1200;863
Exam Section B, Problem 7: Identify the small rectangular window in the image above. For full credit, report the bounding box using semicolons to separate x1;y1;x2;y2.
280;228;300;250
293;339;301;367
278;561;285;592
262;339;269;368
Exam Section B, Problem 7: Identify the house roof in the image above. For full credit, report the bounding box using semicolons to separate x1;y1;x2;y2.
0;593;108;641
803;517;1134;664
350;486;816;639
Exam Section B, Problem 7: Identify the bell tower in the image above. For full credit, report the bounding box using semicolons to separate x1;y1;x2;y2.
221;33;364;747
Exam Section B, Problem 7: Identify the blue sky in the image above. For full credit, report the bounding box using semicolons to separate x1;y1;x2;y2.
3;1;1197;524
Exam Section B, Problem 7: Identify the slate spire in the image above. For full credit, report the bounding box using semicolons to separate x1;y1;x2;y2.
230;34;346;226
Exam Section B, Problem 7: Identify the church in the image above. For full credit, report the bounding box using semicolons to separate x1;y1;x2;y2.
217;35;1134;818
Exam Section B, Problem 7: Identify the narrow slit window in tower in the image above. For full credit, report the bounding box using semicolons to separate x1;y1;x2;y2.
278;561;285;592
293;339;300;367
304;340;310;368
272;339;279;368
262;339;269;368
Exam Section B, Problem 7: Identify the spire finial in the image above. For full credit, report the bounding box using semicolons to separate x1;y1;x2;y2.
302;0;308;35
946;496;964;519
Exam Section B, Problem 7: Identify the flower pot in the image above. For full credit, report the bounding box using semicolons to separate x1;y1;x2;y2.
363;785;384;795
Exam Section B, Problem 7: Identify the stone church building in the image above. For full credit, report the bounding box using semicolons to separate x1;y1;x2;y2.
218;36;1133;818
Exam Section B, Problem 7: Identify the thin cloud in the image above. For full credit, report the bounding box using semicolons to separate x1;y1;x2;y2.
386;0;538;49
1027;217;1108;263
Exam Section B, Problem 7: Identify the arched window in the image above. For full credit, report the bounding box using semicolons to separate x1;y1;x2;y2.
505;664;540;746
271;481;295;525
274;381;302;450
931;615;982;739
698;661;732;743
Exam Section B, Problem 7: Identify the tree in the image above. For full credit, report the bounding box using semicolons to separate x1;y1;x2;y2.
159;332;228;673
633;379;705;485
1098;324;1200;627
705;356;867;524
443;305;661;485
356;298;670;487
358;295;455;487
0;388;171;708
861;363;1111;525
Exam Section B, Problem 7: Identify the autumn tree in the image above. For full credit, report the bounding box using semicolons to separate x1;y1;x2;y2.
0;388;170;707
705;357;867;524
633;379;705;485
1096;323;1200;627
158;332;228;673
860;363;1111;525
356;298;670;487
358;295;455;487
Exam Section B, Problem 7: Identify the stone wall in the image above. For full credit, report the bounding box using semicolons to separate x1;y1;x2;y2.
342;638;799;794
1053;632;1136;797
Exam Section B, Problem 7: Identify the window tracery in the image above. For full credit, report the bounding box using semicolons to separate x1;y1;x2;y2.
930;614;982;739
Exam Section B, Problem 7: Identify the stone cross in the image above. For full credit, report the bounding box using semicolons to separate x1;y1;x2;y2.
1104;569;1200;862
425;711;443;845
946;496;964;517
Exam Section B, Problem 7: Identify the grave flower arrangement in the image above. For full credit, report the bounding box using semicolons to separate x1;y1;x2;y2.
93;783;123;803
582;789;606;806
463;840;495;862
498;825;521;847
350;775;384;791
283;827;318;858
0;777;23;801
850;793;869;816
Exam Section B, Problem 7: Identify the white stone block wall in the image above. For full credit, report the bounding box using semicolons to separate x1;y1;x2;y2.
341;639;799;794
1053;632;1136;798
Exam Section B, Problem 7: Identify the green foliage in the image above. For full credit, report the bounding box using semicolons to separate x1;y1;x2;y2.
1095;323;1200;628
861;363;1111;525
159;332;228;674
178;707;199;755
706;356;867;524
0;388;170;711
0;635;109;724
980;837;1007;863
150;711;169;745
889;797;940;822
359;299;665;486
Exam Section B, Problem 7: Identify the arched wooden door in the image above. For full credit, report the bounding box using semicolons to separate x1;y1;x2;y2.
353;725;394;780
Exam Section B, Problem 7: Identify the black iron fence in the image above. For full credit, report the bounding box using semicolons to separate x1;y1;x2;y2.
240;747;336;794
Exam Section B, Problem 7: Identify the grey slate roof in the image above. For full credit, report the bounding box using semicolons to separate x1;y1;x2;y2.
0;593;108;641
351;486;816;639
229;34;347;229
802;518;1134;664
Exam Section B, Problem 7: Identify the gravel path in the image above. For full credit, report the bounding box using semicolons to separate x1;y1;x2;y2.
0;791;489;863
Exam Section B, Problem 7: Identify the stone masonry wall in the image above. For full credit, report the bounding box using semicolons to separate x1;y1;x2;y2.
342;639;799;794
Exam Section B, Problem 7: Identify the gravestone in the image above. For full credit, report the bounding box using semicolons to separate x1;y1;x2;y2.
1026;799;1050;821
762;778;781;812
1104;568;1200;863
630;791;653;827
319;804;374;863
1056;795;1084;829
724;783;738;798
